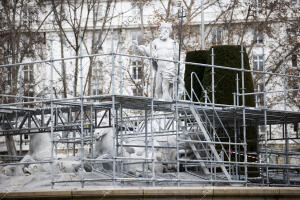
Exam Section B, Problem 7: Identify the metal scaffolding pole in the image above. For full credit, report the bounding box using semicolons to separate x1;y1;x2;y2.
144;109;148;178
118;39;123;95
211;48;217;181
120;105;124;178
90;105;94;159
149;36;155;186
241;46;247;185
50;38;55;189
262;46;269;185
174;35;180;186
79;30;85;188
283;59;289;184
111;28;117;185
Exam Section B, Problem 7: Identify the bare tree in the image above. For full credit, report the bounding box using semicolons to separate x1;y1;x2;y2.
51;0;94;97
0;0;49;157
213;1;300;109
84;0;117;96
51;0;120;97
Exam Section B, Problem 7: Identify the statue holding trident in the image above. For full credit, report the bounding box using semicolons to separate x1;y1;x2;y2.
134;22;179;100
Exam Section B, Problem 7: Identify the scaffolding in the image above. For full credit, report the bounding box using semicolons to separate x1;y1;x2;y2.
0;33;300;189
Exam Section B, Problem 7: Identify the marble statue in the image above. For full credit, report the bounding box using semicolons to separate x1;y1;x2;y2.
93;127;164;175
134;22;179;100
0;132;83;176
0;133;54;176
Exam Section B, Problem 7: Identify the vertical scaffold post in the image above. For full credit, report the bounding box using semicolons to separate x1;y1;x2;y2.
283;59;289;184
111;28;117;185
211;48;216;180
204;90;207;106
149;35;153;98
262;46;269;185
79;30;85;188
149;35;155;186
191;72;193;101
241;45;247;185
236;73;241;180
118;38;123;95
90;105;94;159
50;37;55;189
173;36;180;186
144;109;148;178
283;59;287;111
120;105;124;177
233;92;238;177
236;73;239;106
174;35;178;99
211;48;215;105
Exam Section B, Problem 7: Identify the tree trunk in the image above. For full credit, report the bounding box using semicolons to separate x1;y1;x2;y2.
74;50;79;97
60;32;68;98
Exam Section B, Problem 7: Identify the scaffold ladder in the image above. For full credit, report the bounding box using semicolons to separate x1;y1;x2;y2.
189;105;232;182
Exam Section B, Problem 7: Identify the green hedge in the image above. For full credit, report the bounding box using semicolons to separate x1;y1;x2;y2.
184;45;258;176
185;45;255;106
184;50;208;100
203;45;255;107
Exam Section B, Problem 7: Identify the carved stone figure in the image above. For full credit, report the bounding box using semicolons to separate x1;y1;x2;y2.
29;133;54;161
93;127;165;175
135;22;179;100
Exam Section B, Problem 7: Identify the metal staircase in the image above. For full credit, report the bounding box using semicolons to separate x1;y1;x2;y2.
176;73;233;182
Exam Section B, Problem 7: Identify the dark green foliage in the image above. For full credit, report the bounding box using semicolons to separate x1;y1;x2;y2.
184;50;208;101
184;45;258;177
185;45;255;106
202;45;255;107
184;45;255;107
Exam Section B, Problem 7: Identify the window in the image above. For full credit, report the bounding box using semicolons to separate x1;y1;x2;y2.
252;0;262;7
291;0;300;5
294;123;299;132
62;132;68;139
60;35;67;45
5;68;12;86
94;4;103;18
291;88;299;100
132;60;142;80
21;34;34;55
91;62;103;95
24;134;29;140
92;34;103;50
24;65;34;83
251;0;263;14
260;125;266;132
253;29;264;44
92;89;103;95
24;91;34;103
253;55;264;71
131;31;142;45
292;54;297;68
132;87;142;96
22;6;37;24
287;23;299;34
211;27;222;45
42;32;47;45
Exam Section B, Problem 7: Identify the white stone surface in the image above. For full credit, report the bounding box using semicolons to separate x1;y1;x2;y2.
135;22;179;100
